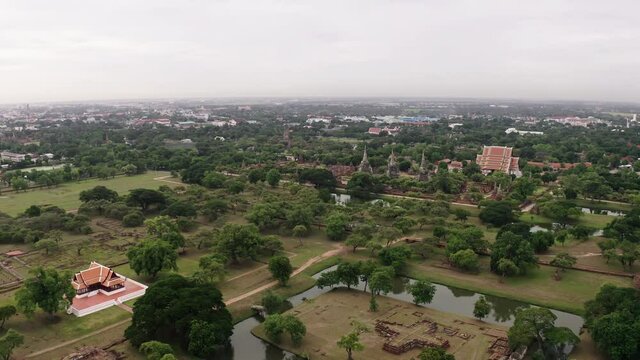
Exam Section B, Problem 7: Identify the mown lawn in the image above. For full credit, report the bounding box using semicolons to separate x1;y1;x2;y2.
0;171;177;216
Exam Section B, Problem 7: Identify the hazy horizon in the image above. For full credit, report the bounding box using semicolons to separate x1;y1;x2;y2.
2;0;640;104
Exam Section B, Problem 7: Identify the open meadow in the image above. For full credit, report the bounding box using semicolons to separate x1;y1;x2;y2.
0;171;175;216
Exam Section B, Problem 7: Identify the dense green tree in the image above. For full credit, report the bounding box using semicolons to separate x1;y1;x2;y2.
285;205;313;230
127;239;178;278
79;185;119;202
325;212;350;241
263;314;306;345
490;232;537;275
261;291;286;314
393;217;416;235
337;331;364;360
473;296;491;321
246;202;284;230
139;341;174;360
192;254;226;284
346;172;383;199
127;188;167;211
369;267;394;311
247;168;266;183
269;256;293;286
0;329;24;360
34;239;59;255
15;267;75;317
225;179;245;194
201;171;226;188
479;201;517;227
408;279;436;305
163;201;197;218
0;306;16;330
335;262;361;289
215;224;264;263
549;252;577;279
345;234;368;253
123;211;145;227
266;169;281;187
125;275;233;357
378;245;412;271
202;199;228;221
418;347;455;360
539;200;582;227
449;249;479;272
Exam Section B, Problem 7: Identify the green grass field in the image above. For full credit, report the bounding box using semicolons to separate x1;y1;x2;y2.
0;171;176;216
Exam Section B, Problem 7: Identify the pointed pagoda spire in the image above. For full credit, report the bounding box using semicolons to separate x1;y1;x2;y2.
358;145;373;174
418;150;430;181
387;149;399;178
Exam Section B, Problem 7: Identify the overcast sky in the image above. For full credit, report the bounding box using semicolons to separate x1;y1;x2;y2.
1;0;640;103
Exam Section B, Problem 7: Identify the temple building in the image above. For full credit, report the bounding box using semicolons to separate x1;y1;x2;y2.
387;150;399;178
358;146;373;174
475;146;521;177
72;262;125;295
417;151;430;181
68;262;147;317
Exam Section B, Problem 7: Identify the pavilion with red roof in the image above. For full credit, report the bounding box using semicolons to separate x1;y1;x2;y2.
68;262;147;317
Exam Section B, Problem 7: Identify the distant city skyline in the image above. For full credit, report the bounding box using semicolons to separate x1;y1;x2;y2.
2;0;640;103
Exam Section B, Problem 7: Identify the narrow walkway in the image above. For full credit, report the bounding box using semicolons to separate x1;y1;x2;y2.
25;318;132;358
224;245;345;305
153;175;184;186
117;303;133;313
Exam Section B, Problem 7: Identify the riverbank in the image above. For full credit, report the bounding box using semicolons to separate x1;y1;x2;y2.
339;251;630;316
228;257;340;323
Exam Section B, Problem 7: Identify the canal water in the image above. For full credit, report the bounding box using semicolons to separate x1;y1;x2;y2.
217;266;584;359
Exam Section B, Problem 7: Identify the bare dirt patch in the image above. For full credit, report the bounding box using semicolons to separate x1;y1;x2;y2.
253;288;510;360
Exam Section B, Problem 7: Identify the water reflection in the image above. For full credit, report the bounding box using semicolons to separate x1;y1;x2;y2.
223;265;584;359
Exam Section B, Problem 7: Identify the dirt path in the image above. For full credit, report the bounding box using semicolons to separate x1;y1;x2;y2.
224;245;345;305
117;303;134;313
225;250;296;283
153;175;184;186
381;192;477;208
24;318;132;358
521;202;536;213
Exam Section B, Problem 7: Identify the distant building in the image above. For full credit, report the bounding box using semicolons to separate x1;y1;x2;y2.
0;151;28;162
132;118;171;127
476;146;521;177
306;117;331;124
368;126;400;136
505;128;544;135
544;116;609;127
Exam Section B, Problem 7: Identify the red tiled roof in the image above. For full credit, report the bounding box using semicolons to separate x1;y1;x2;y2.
72;262;124;291
476;146;519;173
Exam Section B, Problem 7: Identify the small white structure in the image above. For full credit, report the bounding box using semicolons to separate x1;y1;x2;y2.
505;128;544;135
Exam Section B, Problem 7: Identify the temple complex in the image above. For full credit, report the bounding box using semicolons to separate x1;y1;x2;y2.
475;146;521;177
